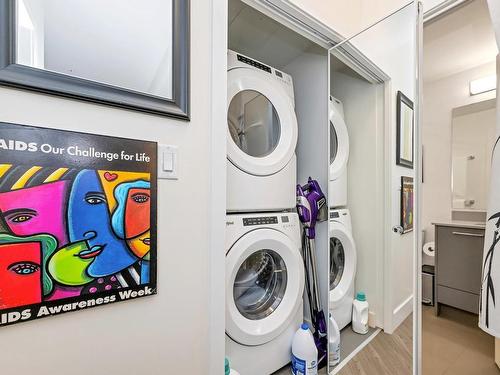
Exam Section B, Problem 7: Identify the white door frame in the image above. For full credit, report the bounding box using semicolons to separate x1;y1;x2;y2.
414;3;424;375
208;0;228;374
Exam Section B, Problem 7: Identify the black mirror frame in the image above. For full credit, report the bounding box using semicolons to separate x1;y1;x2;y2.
0;0;190;120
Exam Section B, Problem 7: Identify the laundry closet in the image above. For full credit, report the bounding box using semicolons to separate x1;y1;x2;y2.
224;1;417;374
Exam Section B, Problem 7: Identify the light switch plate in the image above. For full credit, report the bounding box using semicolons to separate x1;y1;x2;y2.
158;144;178;180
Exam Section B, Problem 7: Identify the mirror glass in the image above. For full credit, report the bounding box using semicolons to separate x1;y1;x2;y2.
452;99;496;211
328;4;416;375
15;0;173;99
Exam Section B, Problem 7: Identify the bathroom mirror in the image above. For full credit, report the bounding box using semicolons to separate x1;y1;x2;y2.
451;99;496;212
0;0;190;118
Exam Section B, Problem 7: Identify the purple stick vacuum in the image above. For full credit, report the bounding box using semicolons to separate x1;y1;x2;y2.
296;177;328;369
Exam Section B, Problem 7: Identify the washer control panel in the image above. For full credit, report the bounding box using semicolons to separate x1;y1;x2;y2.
243;216;278;226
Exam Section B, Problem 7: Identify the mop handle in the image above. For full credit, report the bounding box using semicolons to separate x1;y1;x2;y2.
308;238;322;313
302;233;315;323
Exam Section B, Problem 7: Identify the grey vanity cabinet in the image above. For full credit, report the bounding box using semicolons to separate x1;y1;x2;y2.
434;223;485;315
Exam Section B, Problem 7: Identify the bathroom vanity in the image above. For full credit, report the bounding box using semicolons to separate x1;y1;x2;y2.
433;221;486;315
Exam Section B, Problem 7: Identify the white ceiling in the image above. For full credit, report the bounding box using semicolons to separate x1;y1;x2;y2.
424;0;498;82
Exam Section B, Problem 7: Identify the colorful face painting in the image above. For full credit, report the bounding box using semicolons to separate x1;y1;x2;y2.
0;234;57;310
98;170;151;284
67;170;138;279
0;166;70;245
0;122;157;327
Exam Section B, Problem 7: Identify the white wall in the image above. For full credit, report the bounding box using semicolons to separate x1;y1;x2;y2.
422;61;496;256
348;3;417;332
331;68;385;327
285;47;330;325
0;0;227;374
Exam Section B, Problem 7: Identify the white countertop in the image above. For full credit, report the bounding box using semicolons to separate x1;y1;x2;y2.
432;221;486;229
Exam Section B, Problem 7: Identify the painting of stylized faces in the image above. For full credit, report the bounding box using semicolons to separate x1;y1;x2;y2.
112;181;151;259
0;242;42;309
0;181;69;245
48;240;95;286
125;187;151;259
68;170;137;278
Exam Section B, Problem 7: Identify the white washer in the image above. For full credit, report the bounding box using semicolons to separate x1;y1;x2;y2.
226;212;304;375
328;96;349;208
329;208;357;330
227;50;298;212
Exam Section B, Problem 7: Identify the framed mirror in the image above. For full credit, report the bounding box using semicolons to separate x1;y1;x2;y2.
451;99;496;212
0;0;189;119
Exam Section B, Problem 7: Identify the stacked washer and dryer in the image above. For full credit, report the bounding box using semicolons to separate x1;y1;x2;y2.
225;50;304;375
328;96;358;331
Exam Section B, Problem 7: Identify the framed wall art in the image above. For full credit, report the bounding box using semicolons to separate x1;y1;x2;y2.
0;0;190;119
396;91;414;169
401;176;414;234
0;122;157;327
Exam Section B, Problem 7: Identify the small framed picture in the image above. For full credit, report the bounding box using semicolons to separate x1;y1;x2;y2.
401;176;414;234
396;91;414;169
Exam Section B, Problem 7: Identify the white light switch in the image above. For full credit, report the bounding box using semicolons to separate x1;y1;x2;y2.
158;144;178;179
163;152;174;172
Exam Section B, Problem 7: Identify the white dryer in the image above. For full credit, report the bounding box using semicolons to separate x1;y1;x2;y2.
328;96;349;208
329;208;357;330
227;50;298;212
225;212;304;375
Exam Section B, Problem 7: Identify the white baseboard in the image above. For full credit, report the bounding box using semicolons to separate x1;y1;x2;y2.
388;295;413;333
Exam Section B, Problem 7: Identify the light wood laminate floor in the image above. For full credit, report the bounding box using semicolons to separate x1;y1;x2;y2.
275;305;499;375
337;314;412;375
422;305;499;375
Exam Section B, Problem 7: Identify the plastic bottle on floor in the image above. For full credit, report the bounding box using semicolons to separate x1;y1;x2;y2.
291;323;318;375
329;313;341;367
352;292;369;334
224;358;240;375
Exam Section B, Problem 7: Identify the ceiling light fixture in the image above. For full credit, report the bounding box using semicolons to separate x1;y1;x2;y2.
470;75;497;96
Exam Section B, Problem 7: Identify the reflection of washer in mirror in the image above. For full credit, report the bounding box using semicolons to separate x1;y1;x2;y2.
233;249;287;320
228;90;281;158
330;237;345;290
328;96;350;208
329;208;357;330
330;120;339;165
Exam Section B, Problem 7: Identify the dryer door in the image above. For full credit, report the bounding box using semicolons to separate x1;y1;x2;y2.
329;224;356;303
226;228;304;346
329;100;349;180
227;69;298;176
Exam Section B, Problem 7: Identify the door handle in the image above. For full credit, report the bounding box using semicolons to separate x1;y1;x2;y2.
452;231;484;238
392;225;404;234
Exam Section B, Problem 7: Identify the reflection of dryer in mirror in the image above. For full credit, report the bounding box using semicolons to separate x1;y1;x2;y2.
329;208;357;330
227;50;298;212
225;212;304;375
328;96;350;208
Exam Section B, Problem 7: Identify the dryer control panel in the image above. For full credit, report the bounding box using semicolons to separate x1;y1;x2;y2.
243;216;278;226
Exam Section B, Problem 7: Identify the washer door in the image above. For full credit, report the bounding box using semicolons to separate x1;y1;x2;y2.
227;68;298;176
226;228;304;346
329;102;349;180
329;223;356;304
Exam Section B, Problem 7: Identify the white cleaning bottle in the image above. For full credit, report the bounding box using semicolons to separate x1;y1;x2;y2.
329;313;341;367
291;323;318;375
352;292;369;334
